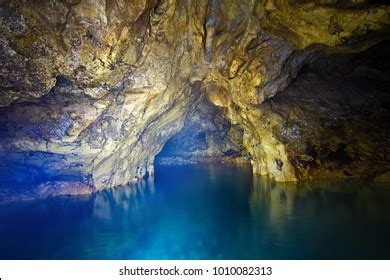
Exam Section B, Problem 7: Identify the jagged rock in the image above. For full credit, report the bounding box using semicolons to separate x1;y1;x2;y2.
0;0;389;199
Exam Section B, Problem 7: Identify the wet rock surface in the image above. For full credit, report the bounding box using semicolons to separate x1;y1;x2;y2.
0;0;389;200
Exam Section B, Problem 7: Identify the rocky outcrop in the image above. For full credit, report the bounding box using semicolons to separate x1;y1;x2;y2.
0;0;389;199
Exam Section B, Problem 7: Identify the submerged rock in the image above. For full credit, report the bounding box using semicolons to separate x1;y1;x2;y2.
36;181;95;198
0;0;389;199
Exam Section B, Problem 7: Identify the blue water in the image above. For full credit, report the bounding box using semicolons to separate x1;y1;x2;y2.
1;164;390;259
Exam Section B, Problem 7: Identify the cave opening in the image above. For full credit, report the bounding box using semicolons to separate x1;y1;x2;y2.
154;94;247;167
153;39;390;183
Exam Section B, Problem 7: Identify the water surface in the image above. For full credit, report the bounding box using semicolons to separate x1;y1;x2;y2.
1;164;390;259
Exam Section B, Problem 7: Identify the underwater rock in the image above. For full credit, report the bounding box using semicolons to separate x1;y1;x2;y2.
36;181;95;198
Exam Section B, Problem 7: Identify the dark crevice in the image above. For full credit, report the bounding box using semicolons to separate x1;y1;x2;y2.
155;96;246;166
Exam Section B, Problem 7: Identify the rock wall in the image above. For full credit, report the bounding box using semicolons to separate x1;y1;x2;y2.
0;0;389;198
251;41;390;181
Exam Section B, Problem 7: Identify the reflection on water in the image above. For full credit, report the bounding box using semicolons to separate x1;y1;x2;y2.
0;164;390;259
249;176;390;259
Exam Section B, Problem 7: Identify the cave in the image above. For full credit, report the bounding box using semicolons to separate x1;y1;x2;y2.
155;93;246;166
156;39;390;180
0;0;390;260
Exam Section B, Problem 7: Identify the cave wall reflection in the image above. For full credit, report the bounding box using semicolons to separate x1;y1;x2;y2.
2;164;390;259
249;175;390;258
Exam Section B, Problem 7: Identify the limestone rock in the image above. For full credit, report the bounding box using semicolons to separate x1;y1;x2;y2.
0;0;389;200
239;40;390;181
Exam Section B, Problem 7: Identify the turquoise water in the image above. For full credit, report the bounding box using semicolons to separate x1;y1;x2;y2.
1;164;390;259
